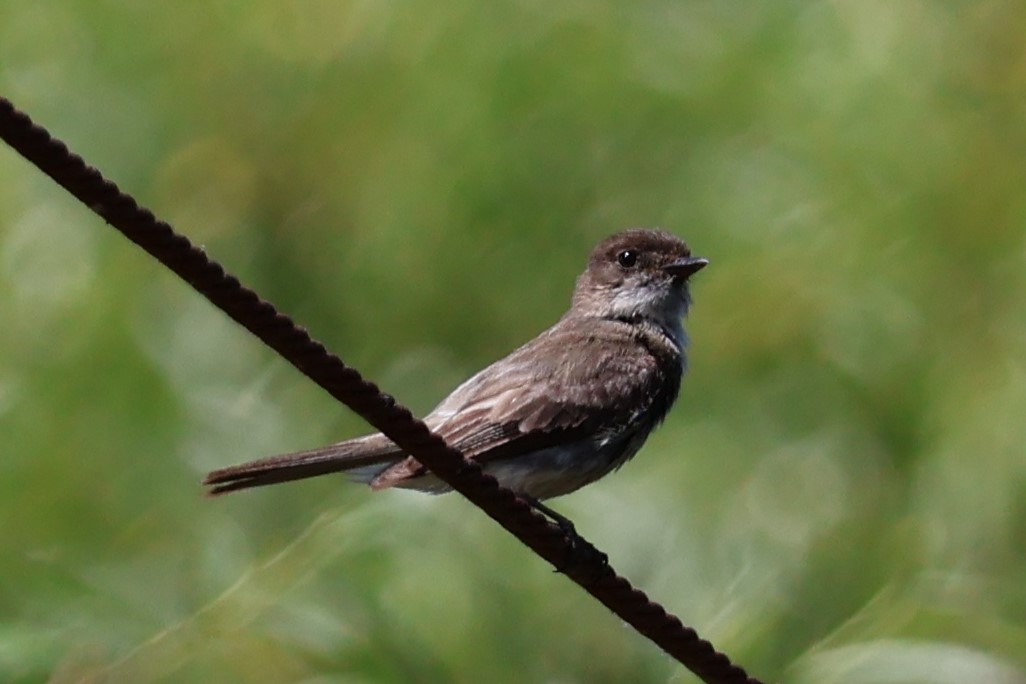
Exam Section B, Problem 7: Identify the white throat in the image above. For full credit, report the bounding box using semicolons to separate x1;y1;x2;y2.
607;281;691;351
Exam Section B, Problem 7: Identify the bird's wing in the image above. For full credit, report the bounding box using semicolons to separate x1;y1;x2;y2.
370;318;681;489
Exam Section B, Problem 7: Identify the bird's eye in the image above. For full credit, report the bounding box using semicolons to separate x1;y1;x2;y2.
617;250;638;268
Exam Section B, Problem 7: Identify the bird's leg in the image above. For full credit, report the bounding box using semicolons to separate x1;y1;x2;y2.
522;496;608;571
523;496;578;537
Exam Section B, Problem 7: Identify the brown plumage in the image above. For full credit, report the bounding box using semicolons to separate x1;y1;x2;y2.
203;229;706;500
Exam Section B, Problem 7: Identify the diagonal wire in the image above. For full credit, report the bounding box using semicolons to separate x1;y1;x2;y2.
0;95;763;684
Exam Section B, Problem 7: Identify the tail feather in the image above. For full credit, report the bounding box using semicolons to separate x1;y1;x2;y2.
203;435;403;496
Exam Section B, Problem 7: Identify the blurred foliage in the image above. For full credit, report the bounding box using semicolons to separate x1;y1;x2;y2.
2;1;1026;682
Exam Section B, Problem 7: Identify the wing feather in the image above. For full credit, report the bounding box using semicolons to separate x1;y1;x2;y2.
370;318;682;489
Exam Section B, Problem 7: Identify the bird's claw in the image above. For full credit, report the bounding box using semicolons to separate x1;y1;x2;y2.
522;496;609;572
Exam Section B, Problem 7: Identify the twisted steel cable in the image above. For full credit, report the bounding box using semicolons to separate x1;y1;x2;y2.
0;95;762;684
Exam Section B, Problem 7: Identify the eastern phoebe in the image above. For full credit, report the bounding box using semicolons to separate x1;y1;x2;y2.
204;229;707;505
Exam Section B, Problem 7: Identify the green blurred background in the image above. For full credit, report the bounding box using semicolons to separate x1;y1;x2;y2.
2;2;1026;683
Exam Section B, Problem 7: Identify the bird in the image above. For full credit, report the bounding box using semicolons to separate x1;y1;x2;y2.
203;229;707;509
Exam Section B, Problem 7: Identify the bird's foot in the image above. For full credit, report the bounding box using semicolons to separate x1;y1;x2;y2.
522;496;609;572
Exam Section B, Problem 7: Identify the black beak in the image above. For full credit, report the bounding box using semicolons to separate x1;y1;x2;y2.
664;256;709;279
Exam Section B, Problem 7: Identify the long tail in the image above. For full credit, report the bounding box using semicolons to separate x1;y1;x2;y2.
203;434;402;496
